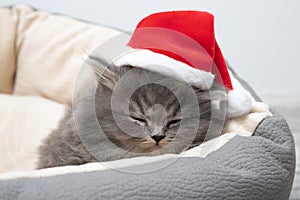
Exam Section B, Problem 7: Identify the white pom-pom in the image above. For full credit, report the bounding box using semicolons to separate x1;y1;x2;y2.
226;90;252;118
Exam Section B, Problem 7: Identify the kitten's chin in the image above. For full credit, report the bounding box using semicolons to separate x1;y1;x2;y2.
151;143;166;150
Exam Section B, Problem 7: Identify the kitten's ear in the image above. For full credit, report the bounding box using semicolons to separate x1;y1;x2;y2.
87;55;119;90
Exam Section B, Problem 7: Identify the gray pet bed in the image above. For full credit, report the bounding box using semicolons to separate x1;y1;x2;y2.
0;66;295;200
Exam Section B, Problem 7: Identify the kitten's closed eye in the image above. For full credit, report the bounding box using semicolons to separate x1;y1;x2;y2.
131;115;147;125
166;119;181;128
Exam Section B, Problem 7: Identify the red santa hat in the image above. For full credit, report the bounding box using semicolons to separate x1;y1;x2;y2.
114;11;252;118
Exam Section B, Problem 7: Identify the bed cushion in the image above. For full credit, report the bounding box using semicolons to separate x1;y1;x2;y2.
0;5;121;104
0;94;65;172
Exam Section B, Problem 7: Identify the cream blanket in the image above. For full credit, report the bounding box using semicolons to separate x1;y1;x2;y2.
0;5;272;177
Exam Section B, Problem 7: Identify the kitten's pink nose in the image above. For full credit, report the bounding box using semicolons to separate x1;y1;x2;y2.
151;135;166;144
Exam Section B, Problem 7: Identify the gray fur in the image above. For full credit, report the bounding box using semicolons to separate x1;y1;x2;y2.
37;57;227;169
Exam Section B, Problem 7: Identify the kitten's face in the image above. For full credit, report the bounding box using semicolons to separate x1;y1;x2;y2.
92;60;225;161
127;83;185;150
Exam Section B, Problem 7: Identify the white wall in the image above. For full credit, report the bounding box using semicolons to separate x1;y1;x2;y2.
1;0;299;97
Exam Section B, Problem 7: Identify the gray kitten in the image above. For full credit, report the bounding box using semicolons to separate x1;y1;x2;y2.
37;56;227;169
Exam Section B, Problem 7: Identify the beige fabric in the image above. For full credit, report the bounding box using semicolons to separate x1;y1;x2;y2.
0;7;17;94
9;5;121;104
0;94;65;173
0;5;272;175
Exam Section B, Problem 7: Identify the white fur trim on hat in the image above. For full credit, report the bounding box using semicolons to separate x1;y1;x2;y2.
226;90;253;118
114;49;215;90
